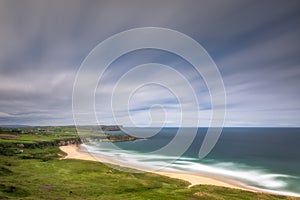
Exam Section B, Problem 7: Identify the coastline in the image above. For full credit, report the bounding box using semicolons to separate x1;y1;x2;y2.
59;144;253;192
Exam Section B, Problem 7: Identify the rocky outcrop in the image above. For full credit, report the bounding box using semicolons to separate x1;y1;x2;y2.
100;125;123;131
80;134;137;143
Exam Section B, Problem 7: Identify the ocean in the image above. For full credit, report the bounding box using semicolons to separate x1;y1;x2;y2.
82;127;300;196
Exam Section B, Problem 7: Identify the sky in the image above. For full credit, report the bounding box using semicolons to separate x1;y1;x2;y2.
0;0;300;127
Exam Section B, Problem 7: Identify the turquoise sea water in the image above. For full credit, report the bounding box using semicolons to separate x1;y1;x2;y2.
83;128;300;196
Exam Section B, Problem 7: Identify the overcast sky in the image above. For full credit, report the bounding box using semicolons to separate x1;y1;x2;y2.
0;0;299;127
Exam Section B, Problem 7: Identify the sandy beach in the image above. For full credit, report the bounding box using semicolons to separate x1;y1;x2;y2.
59;144;253;191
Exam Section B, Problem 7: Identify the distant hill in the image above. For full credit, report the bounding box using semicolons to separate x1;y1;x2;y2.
0;124;31;128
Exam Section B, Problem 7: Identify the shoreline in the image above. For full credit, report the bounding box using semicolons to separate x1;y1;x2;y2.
59;144;253;192
59;144;300;197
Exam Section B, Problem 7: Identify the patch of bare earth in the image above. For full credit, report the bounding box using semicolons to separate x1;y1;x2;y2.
193;192;219;199
40;185;53;190
0;134;19;139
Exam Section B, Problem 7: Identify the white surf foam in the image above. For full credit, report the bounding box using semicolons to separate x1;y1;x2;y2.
82;143;300;197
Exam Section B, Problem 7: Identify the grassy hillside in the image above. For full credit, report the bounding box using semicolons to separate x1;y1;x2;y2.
0;126;299;199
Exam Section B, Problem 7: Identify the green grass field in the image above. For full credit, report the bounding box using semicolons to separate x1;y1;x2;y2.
1;126;300;199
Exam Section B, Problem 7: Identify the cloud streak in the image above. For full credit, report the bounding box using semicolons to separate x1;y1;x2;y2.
0;0;299;126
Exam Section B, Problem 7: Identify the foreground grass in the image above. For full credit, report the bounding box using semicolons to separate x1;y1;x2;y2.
0;147;299;200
